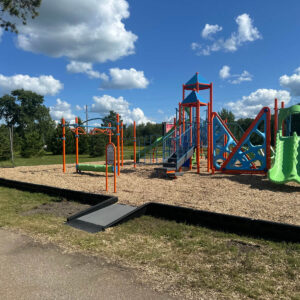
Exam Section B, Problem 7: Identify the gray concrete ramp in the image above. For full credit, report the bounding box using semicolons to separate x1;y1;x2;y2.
67;204;136;233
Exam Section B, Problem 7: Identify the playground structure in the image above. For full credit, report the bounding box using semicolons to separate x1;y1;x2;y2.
60;72;300;185
155;72;300;183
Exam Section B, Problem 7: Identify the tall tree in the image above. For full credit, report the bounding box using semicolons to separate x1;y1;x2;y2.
218;108;235;123
0;0;42;33
0;89;55;158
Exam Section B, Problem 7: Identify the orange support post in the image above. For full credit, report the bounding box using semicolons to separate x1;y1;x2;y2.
173;117;176;153
75;117;79;171
196;101;200;173
210;83;214;174
121;121;124;167
62;118;66;173
133;121;136;168
109;122;112;143
182;108;185;132
207;102;210;172
281;101;285;135
189;106;193;170
117;114;120;175
179;102;182;147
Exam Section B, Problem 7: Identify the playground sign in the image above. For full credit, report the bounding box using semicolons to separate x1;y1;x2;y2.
106;144;115;165
106;142;117;193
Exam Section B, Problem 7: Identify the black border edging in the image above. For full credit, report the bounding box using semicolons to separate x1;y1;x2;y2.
0;178;115;206
0;178;299;242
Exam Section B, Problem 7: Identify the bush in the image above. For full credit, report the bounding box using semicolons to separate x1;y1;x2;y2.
89;134;106;157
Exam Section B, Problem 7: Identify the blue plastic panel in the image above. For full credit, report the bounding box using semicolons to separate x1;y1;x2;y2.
224;113;268;171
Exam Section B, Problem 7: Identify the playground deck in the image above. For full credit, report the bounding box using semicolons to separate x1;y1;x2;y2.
1;160;299;226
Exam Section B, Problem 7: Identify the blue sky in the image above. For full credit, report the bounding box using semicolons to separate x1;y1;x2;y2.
0;0;300;124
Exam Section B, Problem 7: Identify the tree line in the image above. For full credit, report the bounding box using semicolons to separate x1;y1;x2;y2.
0;90;299;162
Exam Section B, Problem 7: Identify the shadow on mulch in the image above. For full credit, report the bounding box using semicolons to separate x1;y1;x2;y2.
213;174;300;193
21;199;91;218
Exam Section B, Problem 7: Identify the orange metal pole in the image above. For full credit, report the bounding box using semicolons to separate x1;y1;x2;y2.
210;83;214;174
109;122;112;143
207;102;210;172
62;118;66;173
179;102;182;146
173;117;176;153
281;101;285;135
75;117;79;171
117;114;120;175
106;145;108;192
133;121;136;168
189;106;193;170
182;84;185;132
121;121;124;167
196;101;200;173
114;144;116;193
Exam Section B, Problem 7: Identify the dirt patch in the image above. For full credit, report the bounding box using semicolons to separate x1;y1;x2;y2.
22;199;90;218
227;239;261;253
1;159;299;225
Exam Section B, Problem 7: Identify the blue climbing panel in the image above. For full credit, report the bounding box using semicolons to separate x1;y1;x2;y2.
212;115;247;170
222;108;269;171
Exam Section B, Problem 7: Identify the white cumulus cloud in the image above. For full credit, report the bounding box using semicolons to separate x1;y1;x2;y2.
50;99;75;121
192;13;262;56
75;105;83;111
219;65;231;79
100;68;149;90
0;74;63;95
219;66;252;84
66;61;108;79
230;70;253;84
202;24;222;39
279;67;300;96
226;89;290;119
90;94;152;124
16;0;137;63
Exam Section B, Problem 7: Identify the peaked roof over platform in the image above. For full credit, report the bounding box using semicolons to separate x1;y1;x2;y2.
182;90;206;105
184;73;210;90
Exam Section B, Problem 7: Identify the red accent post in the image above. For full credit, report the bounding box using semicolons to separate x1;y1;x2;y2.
196;101;200;173
117;114;120;175
210;83;214;174
121;121;123;167
75;117;79;171
189;106;193;170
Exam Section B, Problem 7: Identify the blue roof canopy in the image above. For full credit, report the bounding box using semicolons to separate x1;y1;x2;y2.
182;91;206;105
185;73;209;86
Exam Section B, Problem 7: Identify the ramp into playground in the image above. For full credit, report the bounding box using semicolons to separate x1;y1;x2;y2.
67;203;137;232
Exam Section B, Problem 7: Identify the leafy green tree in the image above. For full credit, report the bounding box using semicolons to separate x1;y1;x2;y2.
0;89;55;157
218;108;235;123
89;134;106;157
0;0;42;33
20;130;44;157
0;125;11;160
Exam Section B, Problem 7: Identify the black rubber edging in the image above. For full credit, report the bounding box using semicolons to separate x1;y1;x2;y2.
106;202;300;243
0;178;116;206
0;178;299;243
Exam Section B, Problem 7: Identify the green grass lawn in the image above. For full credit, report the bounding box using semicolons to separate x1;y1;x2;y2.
0;186;299;299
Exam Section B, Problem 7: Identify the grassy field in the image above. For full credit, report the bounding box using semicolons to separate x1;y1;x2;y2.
0;186;299;299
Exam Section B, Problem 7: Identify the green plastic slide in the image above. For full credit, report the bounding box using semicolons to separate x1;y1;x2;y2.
268;104;300;184
77;164;116;173
268;132;300;184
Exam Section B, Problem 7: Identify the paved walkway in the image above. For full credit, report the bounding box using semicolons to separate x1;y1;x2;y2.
0;229;174;300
